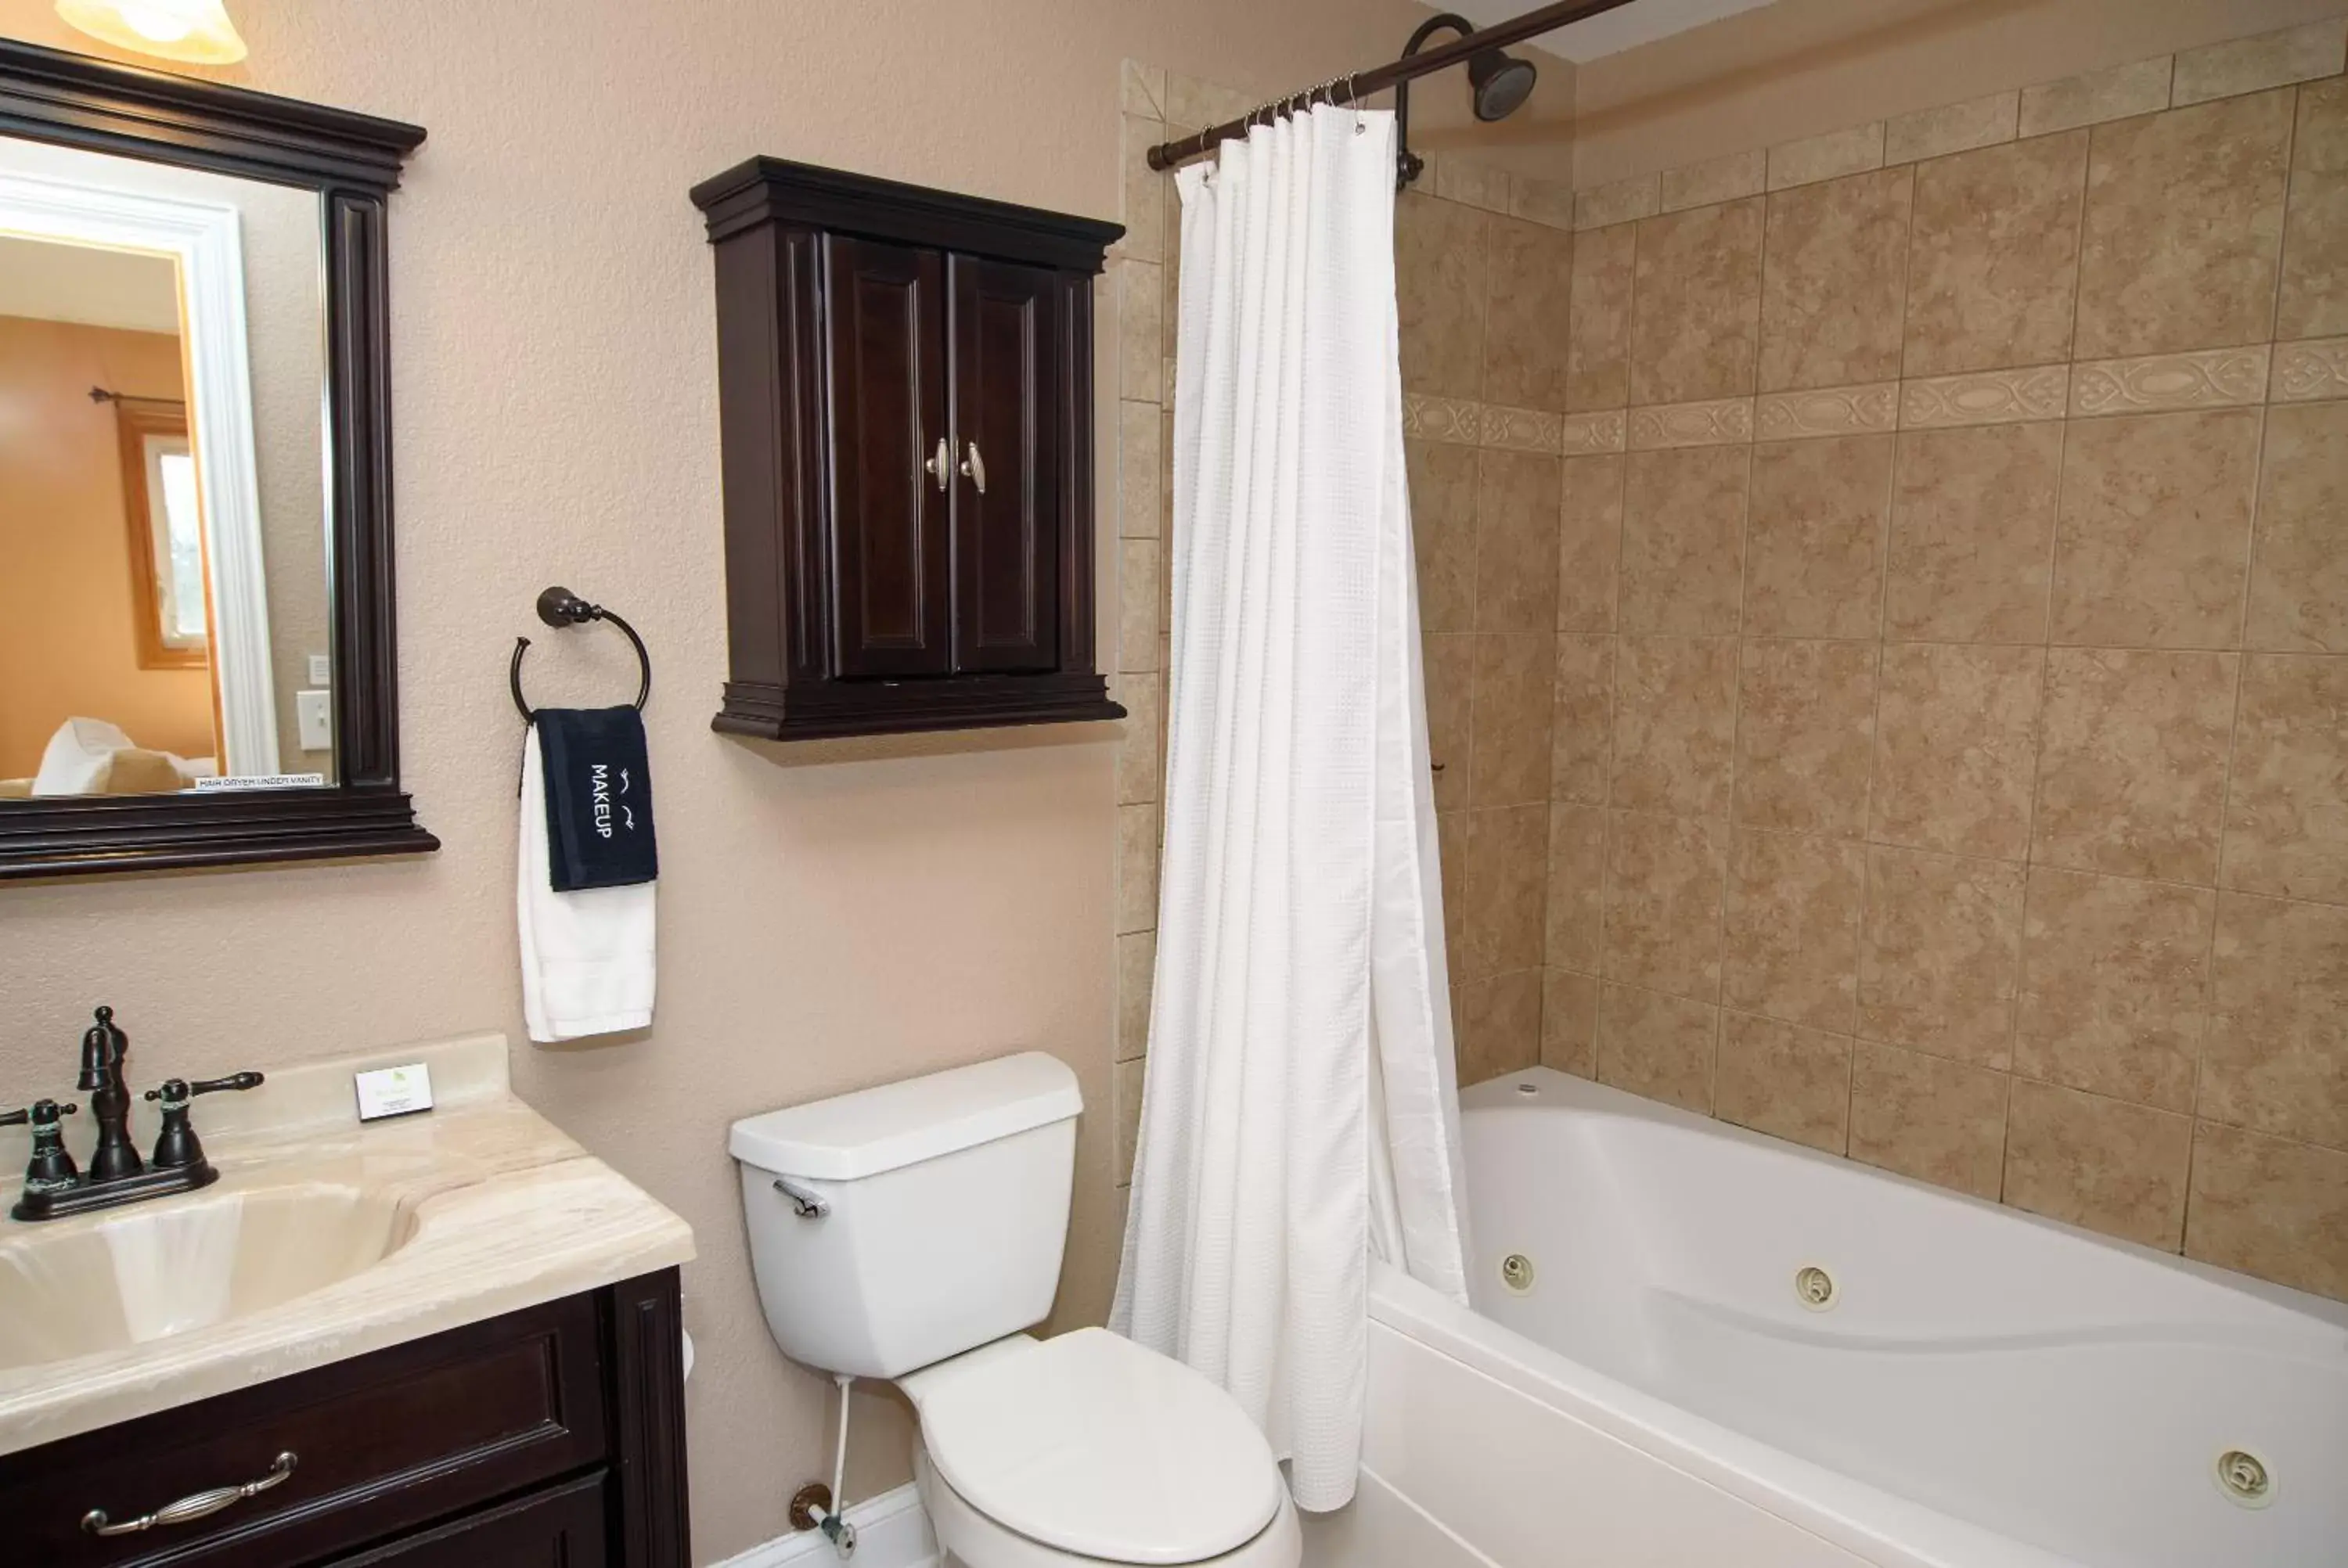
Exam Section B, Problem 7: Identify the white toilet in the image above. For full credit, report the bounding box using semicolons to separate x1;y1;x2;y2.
731;1052;1302;1568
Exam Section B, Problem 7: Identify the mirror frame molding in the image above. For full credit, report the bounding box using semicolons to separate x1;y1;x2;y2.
0;39;438;879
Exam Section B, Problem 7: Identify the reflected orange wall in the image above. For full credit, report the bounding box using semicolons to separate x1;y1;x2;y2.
0;313;214;779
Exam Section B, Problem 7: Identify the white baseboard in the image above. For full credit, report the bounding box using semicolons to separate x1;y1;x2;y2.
713;1482;940;1568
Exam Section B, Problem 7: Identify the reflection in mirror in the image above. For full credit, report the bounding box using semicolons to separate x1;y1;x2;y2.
0;135;332;800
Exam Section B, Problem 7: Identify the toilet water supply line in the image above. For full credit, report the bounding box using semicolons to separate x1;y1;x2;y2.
808;1372;859;1559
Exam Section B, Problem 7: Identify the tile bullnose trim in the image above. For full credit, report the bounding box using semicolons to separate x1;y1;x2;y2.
1628;396;1756;450
2069;346;2271;418
1900;365;2071;429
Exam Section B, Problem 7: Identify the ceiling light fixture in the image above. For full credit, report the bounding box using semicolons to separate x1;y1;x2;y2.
54;0;248;65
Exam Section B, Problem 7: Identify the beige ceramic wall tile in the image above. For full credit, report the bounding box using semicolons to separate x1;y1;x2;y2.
2185;1121;2348;1299
2074;90;2293;360
1885;92;2019;166
1459;969;1544;1084
1871;642;2044;861
1744;434;1892;639
1754;383;1900;441
1716;1012;1853;1153
1734;638;1878;838
2223;655;2348;905
1558;454;1625;633
2015;866;2212;1113
1118;674;1163;806
1576;176;1660;232
1510;173;1579;232
2032;648;2237;884
2171;19;2347;107
1660;149;1767;214
1118;260;1163;401
2280;81;2348;341
1722;828;1866;1033
1463;804;1552;980
1118;114;1165;264
1899;365;2071;428
1119;538;1161;671
1767;123;1885;191
1395;191;1489;401
1630;198;1766;405
1117;802;1160;934
1120;400;1162;538
2051;408;2261;650
1567;222;1636;412
2248;401;2348;652
1903;133;2087;379
1476;450;1564;633
1424;634;1475;812
1543;969;1601;1077
1486;216;1576;412
2069;347;2271;418
2017;56;2173;139
1163;74;1251;128
1759;168;1914;392
1547;803;1608;973
1609;635;1738;818
2202;890;2348;1149
1116;930;1157;1063
1439;811;1469;953
1120;59;1165;120
1551;635;1614;806
1626;397;1757;450
1604;810;1729;1001
1406;438;1480;634
1858;844;2027;1070
2002;1079;2193;1250
1597;983;1718;1113
1435;155;1511;215
1471;634;1558;807
1847;1039;2010;1199
1619;446;1750;635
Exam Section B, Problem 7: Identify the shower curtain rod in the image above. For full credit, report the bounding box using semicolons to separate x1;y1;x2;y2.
1145;0;1642;171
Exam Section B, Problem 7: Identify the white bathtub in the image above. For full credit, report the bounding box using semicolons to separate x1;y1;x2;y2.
1303;1068;2348;1568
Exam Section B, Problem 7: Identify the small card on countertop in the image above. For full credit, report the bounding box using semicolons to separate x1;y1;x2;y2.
355;1062;434;1121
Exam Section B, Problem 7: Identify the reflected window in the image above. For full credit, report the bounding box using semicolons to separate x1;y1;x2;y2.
113;394;209;669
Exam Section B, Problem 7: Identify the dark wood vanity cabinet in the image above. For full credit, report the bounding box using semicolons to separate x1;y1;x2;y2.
693;157;1125;739
0;1270;688;1568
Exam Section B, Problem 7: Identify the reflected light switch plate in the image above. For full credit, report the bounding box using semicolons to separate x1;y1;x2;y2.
296;689;333;750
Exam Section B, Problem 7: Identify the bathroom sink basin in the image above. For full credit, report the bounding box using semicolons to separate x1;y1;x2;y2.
0;1183;415;1370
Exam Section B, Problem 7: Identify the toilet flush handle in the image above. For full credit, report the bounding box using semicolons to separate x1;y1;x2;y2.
773;1176;830;1219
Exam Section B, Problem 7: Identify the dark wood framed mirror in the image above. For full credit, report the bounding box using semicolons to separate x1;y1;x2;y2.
0;39;436;879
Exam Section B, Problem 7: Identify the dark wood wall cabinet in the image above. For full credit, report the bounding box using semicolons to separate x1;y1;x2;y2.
693;158;1127;740
0;1270;690;1568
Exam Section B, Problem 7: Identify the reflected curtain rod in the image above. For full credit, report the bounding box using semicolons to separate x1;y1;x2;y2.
1145;0;1642;171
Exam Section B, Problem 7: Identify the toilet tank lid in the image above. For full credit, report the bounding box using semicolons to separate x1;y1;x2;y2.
729;1052;1083;1181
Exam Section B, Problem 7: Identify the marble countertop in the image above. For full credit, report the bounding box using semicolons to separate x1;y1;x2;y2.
0;1033;694;1457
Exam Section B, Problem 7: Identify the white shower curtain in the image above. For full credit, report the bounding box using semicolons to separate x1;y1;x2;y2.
1110;103;1471;1514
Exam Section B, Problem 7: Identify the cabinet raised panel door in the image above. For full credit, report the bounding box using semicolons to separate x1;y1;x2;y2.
823;235;951;678
948;255;1062;674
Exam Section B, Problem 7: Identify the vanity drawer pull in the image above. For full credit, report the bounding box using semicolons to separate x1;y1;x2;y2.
81;1450;297;1537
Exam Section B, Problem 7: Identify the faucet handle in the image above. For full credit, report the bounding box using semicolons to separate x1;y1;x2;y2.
143;1072;265;1106
0;1099;79;1129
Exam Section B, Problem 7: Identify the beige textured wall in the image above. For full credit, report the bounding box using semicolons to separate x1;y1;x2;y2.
1397;19;2348;1304
0;1;1439;1560
1570;0;2348;189
0;316;214;774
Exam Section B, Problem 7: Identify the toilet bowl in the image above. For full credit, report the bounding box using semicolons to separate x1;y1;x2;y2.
730;1054;1301;1568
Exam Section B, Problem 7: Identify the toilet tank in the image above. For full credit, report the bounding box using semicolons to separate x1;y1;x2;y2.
729;1052;1082;1379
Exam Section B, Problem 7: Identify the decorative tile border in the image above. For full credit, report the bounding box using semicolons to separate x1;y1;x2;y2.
1767;122;1883;191
1756;382;1899;440
2271;337;2348;403
1900;365;2070;429
1401;391;1480;446
1627;397;1755;450
1560;410;1627;456
1480;402;1564;453
2069;347;2270;417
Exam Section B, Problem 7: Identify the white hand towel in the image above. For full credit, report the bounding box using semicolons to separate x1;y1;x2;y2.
518;727;655;1041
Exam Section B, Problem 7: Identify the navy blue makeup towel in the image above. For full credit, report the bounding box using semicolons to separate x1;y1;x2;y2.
535;706;657;890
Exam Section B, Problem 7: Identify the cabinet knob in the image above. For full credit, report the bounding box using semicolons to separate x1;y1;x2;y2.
925;437;949;493
960;441;988;495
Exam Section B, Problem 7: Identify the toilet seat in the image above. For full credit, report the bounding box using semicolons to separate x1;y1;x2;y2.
916;1444;1302;1568
905;1329;1295;1568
